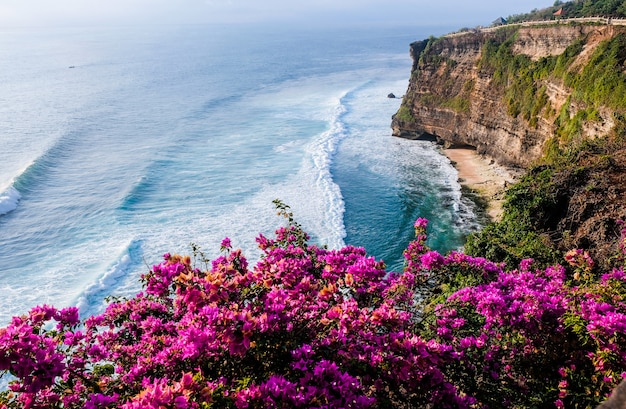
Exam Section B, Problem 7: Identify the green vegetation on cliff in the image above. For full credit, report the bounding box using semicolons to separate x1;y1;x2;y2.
413;36;474;114
463;22;626;270
395;104;416;122
507;0;626;24
467;130;626;271
479;28;626;145
569;33;626;108
479;29;551;128
465;166;562;268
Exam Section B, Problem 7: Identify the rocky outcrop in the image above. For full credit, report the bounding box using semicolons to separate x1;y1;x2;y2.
393;23;626;268
597;379;626;408
391;24;623;169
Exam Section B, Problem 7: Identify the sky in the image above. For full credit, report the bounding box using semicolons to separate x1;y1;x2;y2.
0;1;554;29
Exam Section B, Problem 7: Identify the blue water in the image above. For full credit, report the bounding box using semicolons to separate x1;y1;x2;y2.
0;23;478;323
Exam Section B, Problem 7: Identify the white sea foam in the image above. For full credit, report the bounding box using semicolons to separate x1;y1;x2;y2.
75;239;143;318
305;94;349;249
0;25;474;333
332;76;482;243
0;185;21;216
273;140;301;153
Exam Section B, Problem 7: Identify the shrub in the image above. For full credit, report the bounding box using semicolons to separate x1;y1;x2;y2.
395;105;415;122
2;202;626;408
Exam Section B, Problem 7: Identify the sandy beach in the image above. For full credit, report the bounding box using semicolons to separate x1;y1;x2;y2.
442;147;520;222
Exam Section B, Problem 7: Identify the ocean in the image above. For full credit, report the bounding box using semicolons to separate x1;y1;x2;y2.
0;23;479;324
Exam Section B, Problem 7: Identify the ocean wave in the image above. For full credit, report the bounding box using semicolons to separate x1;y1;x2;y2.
119;159;175;212
408;143;482;234
0;158;38;217
0;185;21;216
305;91;352;249
215;88;356;252
75;239;144;318
119;175;150;211
10;131;83;196
0;133;83;216
424;147;483;233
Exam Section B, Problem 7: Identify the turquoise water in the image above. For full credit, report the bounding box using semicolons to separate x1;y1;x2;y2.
0;24;478;323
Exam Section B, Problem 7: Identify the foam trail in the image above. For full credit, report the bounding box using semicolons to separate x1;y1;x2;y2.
307;93;349;249
75;239;144;318
0;185;21;216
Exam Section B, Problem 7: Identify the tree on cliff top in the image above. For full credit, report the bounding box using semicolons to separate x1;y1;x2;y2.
507;0;626;23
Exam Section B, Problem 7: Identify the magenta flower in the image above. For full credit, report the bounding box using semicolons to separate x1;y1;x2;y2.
1;212;626;408
414;217;428;229
220;237;232;250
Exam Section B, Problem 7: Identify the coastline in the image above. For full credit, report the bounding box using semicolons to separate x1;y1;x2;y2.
442;147;520;222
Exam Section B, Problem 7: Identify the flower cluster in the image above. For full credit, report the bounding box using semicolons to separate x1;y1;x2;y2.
427;256;626;407
0;207;467;408
2;206;626;408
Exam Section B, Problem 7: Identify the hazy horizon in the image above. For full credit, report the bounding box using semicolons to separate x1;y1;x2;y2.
0;1;553;29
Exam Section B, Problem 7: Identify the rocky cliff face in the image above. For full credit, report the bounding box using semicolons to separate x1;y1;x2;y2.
393;23;626;269
392;24;622;168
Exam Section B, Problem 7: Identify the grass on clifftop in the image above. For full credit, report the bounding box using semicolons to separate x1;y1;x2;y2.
479;27;626;146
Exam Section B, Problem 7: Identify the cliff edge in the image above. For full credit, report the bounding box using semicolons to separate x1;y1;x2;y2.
393;22;626;269
392;23;623;168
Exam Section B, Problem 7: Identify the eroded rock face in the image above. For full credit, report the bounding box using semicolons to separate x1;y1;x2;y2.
512;25;591;59
391;24;621;169
597;379;626;409
392;24;626;267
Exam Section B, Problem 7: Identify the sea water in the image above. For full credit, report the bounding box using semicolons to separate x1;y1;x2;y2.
0;23;478;324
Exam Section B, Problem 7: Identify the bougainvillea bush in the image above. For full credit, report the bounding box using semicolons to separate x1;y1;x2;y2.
2;201;626;408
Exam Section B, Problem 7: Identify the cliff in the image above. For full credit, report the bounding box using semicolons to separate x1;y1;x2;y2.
393;22;626;270
392;23;624;168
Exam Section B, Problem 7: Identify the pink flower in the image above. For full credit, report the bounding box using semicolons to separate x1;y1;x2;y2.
5;211;626;409
220;237;232;249
414;217;428;229
85;393;119;409
420;251;444;270
55;306;80;328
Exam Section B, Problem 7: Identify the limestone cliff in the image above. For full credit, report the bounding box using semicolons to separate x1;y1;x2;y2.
393;22;626;270
392;23;625;169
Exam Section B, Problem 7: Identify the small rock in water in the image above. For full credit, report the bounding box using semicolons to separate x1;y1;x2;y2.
387;93;396;98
